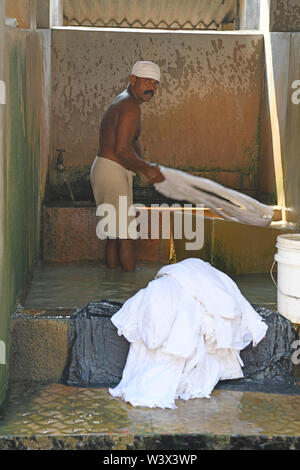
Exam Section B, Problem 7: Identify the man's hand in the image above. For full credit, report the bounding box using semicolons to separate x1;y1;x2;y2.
143;164;165;184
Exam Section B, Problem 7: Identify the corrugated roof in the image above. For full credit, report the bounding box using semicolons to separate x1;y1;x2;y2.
63;0;237;30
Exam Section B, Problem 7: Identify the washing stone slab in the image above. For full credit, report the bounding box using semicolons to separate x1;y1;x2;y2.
63;301;300;395
10;293;300;388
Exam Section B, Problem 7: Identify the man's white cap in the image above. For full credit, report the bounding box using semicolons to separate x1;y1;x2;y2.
131;61;161;82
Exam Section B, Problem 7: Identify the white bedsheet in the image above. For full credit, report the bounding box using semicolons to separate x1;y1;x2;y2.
154;166;274;227
109;259;268;409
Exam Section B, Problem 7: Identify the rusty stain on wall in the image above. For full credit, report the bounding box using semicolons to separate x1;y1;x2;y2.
5;0;31;29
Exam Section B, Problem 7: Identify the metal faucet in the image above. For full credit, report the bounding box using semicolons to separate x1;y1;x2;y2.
56;149;66;172
55;149;76;203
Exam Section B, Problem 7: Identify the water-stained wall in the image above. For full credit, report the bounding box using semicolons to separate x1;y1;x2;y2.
270;0;300;32
50;29;265;201
5;0;31;29
0;23;50;404
260;30;300;223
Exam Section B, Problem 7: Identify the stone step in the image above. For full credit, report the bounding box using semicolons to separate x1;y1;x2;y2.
7;302;300;450
0;384;300;452
10;309;71;384
42;205;174;263
1;382;300;450
9;306;300;385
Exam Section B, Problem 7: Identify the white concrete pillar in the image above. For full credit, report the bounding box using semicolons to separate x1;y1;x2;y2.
30;0;37;30
258;1;287;218
34;0;63;29
260;0;271;31
51;0;63;27
263;32;289;220
239;0;261;30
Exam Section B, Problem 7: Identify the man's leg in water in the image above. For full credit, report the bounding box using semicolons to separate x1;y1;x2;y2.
105;239;135;271
119;239;135;272
105;239;119;269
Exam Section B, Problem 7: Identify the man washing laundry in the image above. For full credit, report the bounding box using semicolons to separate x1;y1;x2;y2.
90;61;164;272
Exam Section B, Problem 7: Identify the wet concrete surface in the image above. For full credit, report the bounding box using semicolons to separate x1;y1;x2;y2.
22;261;277;310
23;261;163;309
0;383;300;450
4;261;299;450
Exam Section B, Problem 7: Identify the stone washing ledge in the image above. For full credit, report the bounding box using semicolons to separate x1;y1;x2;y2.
9;304;300;386
1;433;300;451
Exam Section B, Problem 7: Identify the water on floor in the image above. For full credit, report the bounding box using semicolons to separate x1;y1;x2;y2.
22;261;277;310
232;273;277;308
23;261;163;309
0;383;300;450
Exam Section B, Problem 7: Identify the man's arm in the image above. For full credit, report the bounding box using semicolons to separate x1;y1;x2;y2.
115;105;164;183
132;138;143;159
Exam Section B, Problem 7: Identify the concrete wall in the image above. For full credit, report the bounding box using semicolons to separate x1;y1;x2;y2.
5;0;31;29
238;1;300;32
259;66;277;201
284;33;300;224
0;6;51;404
261;31;300;223
0;0;6;405
270;0;300;32
50;29;266;201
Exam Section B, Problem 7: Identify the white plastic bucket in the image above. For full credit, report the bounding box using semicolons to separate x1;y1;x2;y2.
271;234;300;324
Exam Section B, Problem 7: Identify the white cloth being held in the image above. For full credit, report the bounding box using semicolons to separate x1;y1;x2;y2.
109;259;268;409
154;166;274;227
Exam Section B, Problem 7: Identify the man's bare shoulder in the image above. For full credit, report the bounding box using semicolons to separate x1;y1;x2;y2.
112;90;140;116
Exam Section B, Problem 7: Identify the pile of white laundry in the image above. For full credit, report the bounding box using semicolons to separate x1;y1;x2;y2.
109;259;268;409
154;166;274;227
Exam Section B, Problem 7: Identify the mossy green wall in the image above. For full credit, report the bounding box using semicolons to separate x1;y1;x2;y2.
0;30;50;405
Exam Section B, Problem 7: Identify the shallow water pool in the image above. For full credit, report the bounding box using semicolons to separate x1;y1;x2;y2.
22;261;277;310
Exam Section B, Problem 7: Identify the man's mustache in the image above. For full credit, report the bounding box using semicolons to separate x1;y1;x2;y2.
144;90;154;97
